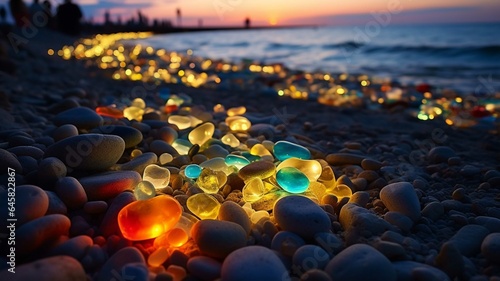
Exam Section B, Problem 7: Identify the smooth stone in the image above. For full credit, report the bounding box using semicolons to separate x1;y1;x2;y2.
428;146;456;164
97;247;146;281
92;125;143;148
185;164;202;179
339;203;393;245
202;144;229;159
44;134;125;171
118;152;158;174
384;211;413;233
460;165;480;177
325;244;397;281
18;155;38;172
45;190;68;215
0;256;86;281
314;232;344;256
47;98;80;114
7;145;44;159
325;153;365;166
55;177;88;209
475;216;500;233
187;256;222;281
8;135;35;146
150;140;179;157
380;182;421;221
38;157;67;182
100;192;136;237
481;233;500;264
191;220;247;258
16;214;71;257
448;225;490;257
300;269;332;281
293;245;330;271
221;246;290;281
238;160;276;181
421;201;444;221
273;195;331;239
0;148;22;173
54;107;103;130
218;201;252;234
48;235;93;260
361;158;383;170
159;126;178;144
80;171;141;200
373;240;406;260
276;167;310;193
392;261;450;281
435;242;464;279
53;124;79;142
349;191;370;208
84;201;108;214
271;231;306;256
247;124;276;139
274;141;311;161
0;185;48;228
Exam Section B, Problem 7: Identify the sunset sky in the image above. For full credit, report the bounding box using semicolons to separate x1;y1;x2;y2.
2;0;500;26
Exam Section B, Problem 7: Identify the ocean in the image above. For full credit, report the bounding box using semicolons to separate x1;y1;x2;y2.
130;23;500;94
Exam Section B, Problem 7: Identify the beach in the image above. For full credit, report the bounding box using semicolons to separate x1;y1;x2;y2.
1;27;500;281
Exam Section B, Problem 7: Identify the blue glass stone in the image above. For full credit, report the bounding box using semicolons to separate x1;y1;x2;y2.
276;167;310;194
273;141;311;161
185;164;202;179
225;154;250;169
241;151;261;162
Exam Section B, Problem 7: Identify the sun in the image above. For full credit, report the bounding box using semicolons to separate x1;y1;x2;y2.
269;17;278;26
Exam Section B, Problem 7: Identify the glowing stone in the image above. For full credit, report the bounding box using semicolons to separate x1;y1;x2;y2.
165;227;189;247
250;144;272;157
118;195;182;241
241;151;261;162
168;115;192;130
124;106;144;121
189;116;203;127
131;98;146;109
276;158;322;182
187;193;221;220
225;154;250;170
221;133;240;148
159;153;173;165
251;210;270;224
238;160;276;181
213;104;225;113
143;164;171;189
276;167;310;193
185;164;202;179
242;177;266;202
226;116;251;131
134;181;156;200
188;122;215;145
200;157;232;174
96;106;123;118
227;106;246;117
318;166;336;188
327;184;352;199
196;168;227;193
131;149;142;158
309;182;327;201
172;139;192;155
273;141;311;161
154;214;198;248
148;246;169;267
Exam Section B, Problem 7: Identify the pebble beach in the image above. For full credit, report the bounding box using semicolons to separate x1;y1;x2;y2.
1;28;500;281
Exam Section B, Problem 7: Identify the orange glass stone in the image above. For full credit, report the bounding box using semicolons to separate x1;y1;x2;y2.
118;195;182;241
96;106;124;118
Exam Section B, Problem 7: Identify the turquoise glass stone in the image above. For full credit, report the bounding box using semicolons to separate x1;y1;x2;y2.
276;167;310;193
134;181;156;200
185;164;202;179
225;154;251;169
273;141;311;161
241;151;261;162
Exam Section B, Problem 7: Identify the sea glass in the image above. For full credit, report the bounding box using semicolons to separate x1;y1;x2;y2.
143;164;171;189
242;177;266;202
196;168;227;193
134;181;156;200
227;106;246;116
123;106;144;121
225;116;251;131
225;154;250;170
221;133;240;148
188;122;215;145
273;141;311;161
187;193;221;220
276;167;310;193
185;164;202;179
276;158;322;181
95;106;123;118
168;115;192;130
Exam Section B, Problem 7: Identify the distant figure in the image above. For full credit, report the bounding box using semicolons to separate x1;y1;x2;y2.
245;17;250;29
0;6;6;23
8;0;29;27
176;8;181;27
56;0;82;35
104;9;110;25
198;18;202;28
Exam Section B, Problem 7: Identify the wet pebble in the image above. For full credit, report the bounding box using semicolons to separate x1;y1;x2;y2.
380;182;421;221
53;107;103;130
0;256;86;281
191;220;247;258
96;247;146;281
80;171;141;201
187;256;222;281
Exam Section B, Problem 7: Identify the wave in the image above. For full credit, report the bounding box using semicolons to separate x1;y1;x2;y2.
266;42;310;50
212;42;250;47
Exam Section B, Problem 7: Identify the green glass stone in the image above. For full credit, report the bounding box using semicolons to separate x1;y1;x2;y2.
273;141;311;161
276;167;310;193
225;154;250;169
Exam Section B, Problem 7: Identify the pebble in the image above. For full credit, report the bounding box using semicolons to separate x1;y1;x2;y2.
92;125;143;148
54;177;88;209
191;220;247;258
238;160;276;181
271;231;306;256
481;233;500;264
53;124;79;142
202;144;229;159
44;134;125;171
324;244;396;281
435;242;464;279
100;192;136;237
7;145;45;159
475;216;500;233
16;214;71;257
300;269;332;281
80;171;141;200
37;157;67;183
0;148;22;173
421;201;444;221
392;261;450;281
48;235;93;260
221;246;290;281
218;201;252;234
361;159;383;170
0;256;86;281
373;240;406;260
158;126;178;144
384;211;413;233
122;263;149;281
325;153;365;166
293;245;330;271
448;225;490;257
149;140;179;157
339;203;392;245
274;195;331;239
0;184;48;228
380;182;421;221
45;190;68;215
53;107;103;130
96;247;146;281
118;152;158;174
350;191;370;207
427;146;456;164
84;201;108;214
187;256;222;281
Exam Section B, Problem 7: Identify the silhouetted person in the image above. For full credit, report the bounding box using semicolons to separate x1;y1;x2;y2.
245;17;250;29
104;9;110;25
176;8;181;27
8;0;29;27
56;0;82;35
0;6;6;23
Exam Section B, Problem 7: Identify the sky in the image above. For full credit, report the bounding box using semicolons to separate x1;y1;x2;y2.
1;0;500;26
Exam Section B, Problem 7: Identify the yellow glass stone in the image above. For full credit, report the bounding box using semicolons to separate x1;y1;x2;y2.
196;168;227;194
227;106;246;117
251;210;269;224
327;184;352;199
143;164;171;189
159;153;173;165
221;133;240;148
318;165;336;188
189;116;203;127
308;182;327;201
250;144;272;157
131;149;142;158
276;158;322;182
242;177;266;202
131;98;146;109
213;104;225;113
187;193;221;220
226;116;251;131
168;115;192;130
148;246;169;267
188;122;215;146
124;106;144;121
